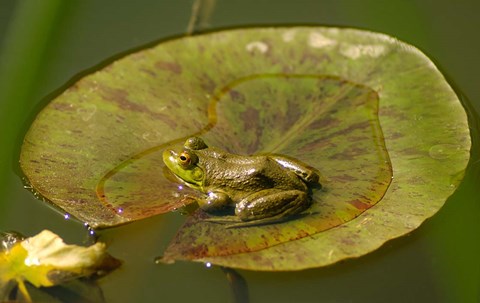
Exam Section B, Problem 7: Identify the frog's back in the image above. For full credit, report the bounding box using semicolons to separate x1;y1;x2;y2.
198;151;306;198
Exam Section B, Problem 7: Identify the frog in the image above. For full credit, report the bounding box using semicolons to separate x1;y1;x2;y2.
162;137;320;228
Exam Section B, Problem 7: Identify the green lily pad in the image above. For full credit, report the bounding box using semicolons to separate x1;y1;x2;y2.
158;74;391;260
20;27;470;270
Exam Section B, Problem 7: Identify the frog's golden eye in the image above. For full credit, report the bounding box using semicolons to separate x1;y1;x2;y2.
179;152;191;165
178;151;198;167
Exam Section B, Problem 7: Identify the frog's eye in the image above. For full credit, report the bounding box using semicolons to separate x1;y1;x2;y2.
178;151;197;167
179;152;191;165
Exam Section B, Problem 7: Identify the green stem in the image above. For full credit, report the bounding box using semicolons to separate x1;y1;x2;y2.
186;0;216;35
17;280;32;302
221;267;250;303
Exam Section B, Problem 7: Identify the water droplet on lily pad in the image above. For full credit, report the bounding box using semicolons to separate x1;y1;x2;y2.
20;27;471;270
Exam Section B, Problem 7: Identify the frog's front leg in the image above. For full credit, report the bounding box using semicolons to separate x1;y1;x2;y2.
270;155;320;184
197;191;232;212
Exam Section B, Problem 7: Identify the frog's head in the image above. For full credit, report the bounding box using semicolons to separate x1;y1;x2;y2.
163;137;208;189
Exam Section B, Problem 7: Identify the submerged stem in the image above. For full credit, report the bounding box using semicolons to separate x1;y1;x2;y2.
221;267;250;303
186;0;216;35
17;280;32;303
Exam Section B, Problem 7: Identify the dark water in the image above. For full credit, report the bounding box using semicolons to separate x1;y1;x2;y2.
1;1;479;302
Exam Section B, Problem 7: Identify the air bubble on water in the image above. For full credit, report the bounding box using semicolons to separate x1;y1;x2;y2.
83;222;96;237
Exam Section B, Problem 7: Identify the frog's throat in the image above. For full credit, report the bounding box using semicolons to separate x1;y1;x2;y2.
173;173;202;190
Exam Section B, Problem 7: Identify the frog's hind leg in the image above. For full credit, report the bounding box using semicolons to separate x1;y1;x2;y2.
204;190;313;228
270;155;320;184
228;189;312;228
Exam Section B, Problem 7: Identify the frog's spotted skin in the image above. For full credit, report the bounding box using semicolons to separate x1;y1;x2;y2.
163;137;320;227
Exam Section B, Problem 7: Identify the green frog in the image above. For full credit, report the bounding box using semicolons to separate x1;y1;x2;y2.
163;137;320;227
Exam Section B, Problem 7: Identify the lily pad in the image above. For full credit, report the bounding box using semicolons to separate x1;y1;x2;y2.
158;75;391;259
20;27;470;270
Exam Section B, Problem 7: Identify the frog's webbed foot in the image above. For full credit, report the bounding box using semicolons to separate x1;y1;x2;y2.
204;213;310;229
204;215;266;229
204;215;241;225
224;214;289;229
